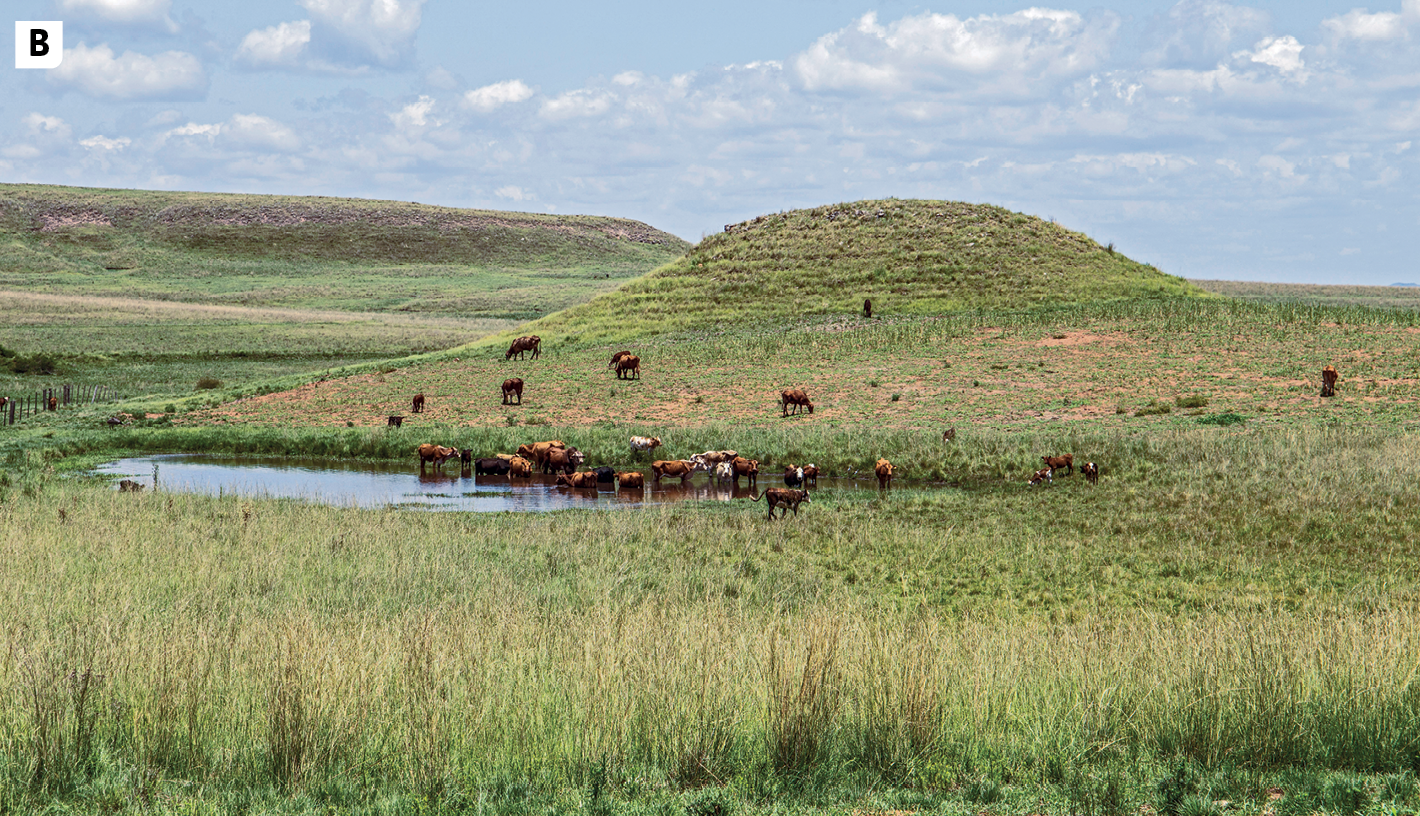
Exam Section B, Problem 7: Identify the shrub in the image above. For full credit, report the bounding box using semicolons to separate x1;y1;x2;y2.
1175;395;1209;409
1135;400;1172;417
196;377;222;390
1198;412;1246;427
8;353;58;375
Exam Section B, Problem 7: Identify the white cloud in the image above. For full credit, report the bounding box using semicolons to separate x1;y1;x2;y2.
794;9;1117;95
390;96;438;130
463;80;534;113
80;135;131;151
237;21;312;68
1323;9;1406;40
540;90;614;120
49;43;207;100
57;0;175;30
495;185;531;201
1241;36;1307;80
300;0;426;67
162;114;301;153
22;113;72;141
1258;154;1306;181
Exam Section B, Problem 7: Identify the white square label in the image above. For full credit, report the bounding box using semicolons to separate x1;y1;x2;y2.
16;22;63;69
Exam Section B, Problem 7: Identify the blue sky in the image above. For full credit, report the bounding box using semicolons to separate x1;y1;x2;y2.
4;0;1418;284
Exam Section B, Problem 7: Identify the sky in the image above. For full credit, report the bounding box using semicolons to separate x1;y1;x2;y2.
3;0;1418;285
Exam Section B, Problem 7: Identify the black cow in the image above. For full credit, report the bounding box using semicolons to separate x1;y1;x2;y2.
593;466;616;483
474;457;511;476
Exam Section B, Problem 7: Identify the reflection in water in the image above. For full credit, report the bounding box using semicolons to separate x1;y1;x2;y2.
94;455;849;513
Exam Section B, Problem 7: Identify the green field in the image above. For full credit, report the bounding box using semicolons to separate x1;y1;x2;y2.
2;189;1419;815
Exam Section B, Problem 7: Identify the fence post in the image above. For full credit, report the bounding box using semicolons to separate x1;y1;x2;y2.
63;384;70;406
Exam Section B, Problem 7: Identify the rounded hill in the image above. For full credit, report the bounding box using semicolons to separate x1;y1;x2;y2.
504;199;1206;345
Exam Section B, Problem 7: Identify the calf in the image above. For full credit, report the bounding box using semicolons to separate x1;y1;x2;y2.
1042;454;1073;475
943;427;956;442
411;393;425;413
1027;468;1053;486
1083;461;1099;485
780;388;814;416
502;378;524;405
475;457;511;476
617;472;645;489
615;354;641;379
801;464;819;484
752;488;811;520
460;448;474;466
1322;365;1338;397
874;458;894;489
630;435;662;453
387;415;404;428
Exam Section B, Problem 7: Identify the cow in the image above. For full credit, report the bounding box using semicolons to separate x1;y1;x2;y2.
460;448;474;466
417;443;459;471
609;350;633;369
47;396;58;411
730;456;760;485
411;393;425;414
752;488;811;520
943;427;956;442
522;440;567;469
630;436;662;454
615;355;641;380
801;464;820;484
475;457;511;476
617;472;645;489
118;479;144;492
652;459;703;483
712;461;736;483
864;298;872;319
544;447;585;475
1322;365;1338;397
593;466;616;484
1082;461;1099;485
502;378;524;405
780;389;814;416
874;458;894;489
508;456;534;477
1042;454;1074;475
1027;468;1053;486
555;471;599;488
784;465;805;487
387;415;404;428
506;335;542;360
690;450;738;468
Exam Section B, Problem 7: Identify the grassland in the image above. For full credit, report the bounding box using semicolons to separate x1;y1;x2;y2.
1192;279;1420;309
3;191;1420;815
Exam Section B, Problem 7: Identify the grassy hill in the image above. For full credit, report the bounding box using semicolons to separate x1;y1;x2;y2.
0;183;689;320
497;198;1206;346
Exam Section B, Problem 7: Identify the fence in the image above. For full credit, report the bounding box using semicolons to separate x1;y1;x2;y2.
4;384;113;425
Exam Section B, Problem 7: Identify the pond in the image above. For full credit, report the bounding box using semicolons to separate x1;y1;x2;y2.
95;455;863;512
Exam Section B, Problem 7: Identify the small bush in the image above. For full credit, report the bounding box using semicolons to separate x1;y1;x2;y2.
1135;400;1172;417
1198;412;1246;427
891;393;901;402
8;353;58;375
1175;394;1209;409
869;379;881;388
196;377;223;390
964;777;1004;805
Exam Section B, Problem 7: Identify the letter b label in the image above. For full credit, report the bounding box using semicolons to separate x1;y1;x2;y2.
15;22;63;69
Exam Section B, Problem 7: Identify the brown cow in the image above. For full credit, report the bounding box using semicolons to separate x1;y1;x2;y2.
780;388;814;416
521;440;566;469
544;447;585;475
1082;461;1099;485
508;456;534;477
417;443;459;471
1042;454;1074;475
555;471;599;488
48;396;58;411
506;335;542;360
615;354;641;379
1027;468;1053;486
502;378;524;405
943;427;956;442
387;415;404;427
730;456;760;485
1322;365;1338;397
411;393;425;414
617;472;644;489
652;459;702;483
874;458;894;489
630;435;662;453
609;350;633;369
118;479;144;492
752;488;811;520
801;464;819;484
864;298;872;319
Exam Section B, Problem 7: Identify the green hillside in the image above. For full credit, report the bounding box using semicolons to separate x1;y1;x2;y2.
498;199;1207;346
0;183;690;320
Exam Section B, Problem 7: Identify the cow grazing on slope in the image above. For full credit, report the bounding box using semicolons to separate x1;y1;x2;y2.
1042;454;1074;475
506;335;542;360
1083;461;1099;485
752;488;811;520
609;350;633;369
630;436;662;454
874;458;894;489
411;393;425;414
615;355;641;379
1322;365;1338;397
780;389;814;416
617;472;644;489
417;443;459;471
502;378;524;405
